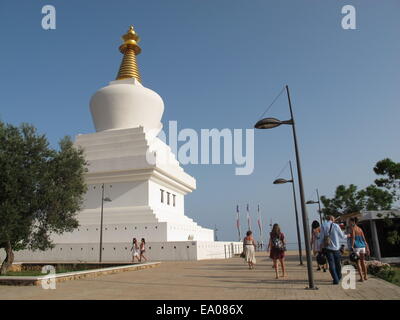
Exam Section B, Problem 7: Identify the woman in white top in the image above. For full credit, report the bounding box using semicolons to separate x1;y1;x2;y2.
243;231;256;269
130;238;140;263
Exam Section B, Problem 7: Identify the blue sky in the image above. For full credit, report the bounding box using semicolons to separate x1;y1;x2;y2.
0;0;399;244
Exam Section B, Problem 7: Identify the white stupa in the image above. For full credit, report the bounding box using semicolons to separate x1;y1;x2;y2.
13;26;241;262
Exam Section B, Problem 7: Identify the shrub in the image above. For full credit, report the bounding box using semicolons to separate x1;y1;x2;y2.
375;268;396;283
366;260;395;282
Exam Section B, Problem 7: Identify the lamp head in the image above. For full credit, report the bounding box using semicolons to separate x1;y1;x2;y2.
254;117;282;129
273;178;292;185
254;117;293;129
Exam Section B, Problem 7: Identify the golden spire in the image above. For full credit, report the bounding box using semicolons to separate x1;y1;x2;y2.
116;25;142;82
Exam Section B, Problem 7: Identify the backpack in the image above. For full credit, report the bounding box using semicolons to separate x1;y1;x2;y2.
323;222;334;248
271;233;285;251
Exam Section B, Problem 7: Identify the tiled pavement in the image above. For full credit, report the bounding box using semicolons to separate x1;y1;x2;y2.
0;252;399;300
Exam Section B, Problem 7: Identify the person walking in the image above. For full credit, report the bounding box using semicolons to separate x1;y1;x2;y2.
130;238;140;263
319;215;349;285
345;220;354;251
139;238;148;262
311;220;327;272
268;224;287;279
350;217;370;282
243;231;256;269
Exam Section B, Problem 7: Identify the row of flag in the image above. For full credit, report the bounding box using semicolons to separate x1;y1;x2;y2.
236;204;265;242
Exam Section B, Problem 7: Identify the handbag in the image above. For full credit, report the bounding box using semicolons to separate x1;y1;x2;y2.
323;222;334;248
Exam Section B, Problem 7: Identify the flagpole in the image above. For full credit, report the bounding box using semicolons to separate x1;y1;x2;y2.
257;204;262;243
246;203;250;231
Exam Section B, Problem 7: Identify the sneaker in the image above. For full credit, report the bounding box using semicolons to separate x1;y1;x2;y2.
323;268;327;272
317;267;321;271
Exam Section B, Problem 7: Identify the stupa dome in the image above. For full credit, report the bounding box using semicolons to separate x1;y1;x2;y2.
90;78;164;133
89;26;164;133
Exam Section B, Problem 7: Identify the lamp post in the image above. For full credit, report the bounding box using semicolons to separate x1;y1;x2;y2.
99;183;112;263
254;85;317;289
306;188;323;225
273;160;303;265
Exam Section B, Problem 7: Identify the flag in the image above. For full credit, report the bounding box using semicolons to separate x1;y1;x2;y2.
236;205;241;241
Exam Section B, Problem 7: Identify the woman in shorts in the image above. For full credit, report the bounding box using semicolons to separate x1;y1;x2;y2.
140;238;148;262
350;217;370;282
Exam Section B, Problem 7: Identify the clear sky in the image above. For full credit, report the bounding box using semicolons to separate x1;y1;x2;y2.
1;0;399;244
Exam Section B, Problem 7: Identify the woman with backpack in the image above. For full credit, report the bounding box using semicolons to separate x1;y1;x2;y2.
268;224;287;279
350;217;370;282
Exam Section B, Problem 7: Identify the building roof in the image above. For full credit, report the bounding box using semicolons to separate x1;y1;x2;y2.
337;209;400;222
359;210;400;221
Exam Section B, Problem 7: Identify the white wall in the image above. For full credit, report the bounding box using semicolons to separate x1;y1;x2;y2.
84;181;149;210
51;222;168;244
6;241;243;263
148;180;184;217
166;224;214;241
196;242;243;259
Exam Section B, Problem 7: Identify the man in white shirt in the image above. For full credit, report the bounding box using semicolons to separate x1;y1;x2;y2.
319;215;348;285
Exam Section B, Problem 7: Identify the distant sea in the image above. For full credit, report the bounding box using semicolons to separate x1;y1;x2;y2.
285;243;304;251
253;242;348;251
251;242;304;251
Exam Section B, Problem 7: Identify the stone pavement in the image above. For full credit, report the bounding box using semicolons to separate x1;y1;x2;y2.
1;252;399;300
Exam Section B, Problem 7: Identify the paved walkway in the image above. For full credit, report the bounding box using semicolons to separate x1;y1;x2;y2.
1;252;399;300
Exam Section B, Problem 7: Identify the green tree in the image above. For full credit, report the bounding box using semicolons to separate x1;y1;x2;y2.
359;185;394;211
320;184;393;219
374;158;400;201
320;158;399;246
320;184;365;218
0;121;87;274
373;158;400;245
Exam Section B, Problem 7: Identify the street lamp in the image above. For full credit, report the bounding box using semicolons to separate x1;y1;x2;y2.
306;188;323;225
99;183;112;263
254;85;317;289
273;160;303;266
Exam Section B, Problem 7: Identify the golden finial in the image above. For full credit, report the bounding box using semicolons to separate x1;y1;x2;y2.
116;25;142;82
